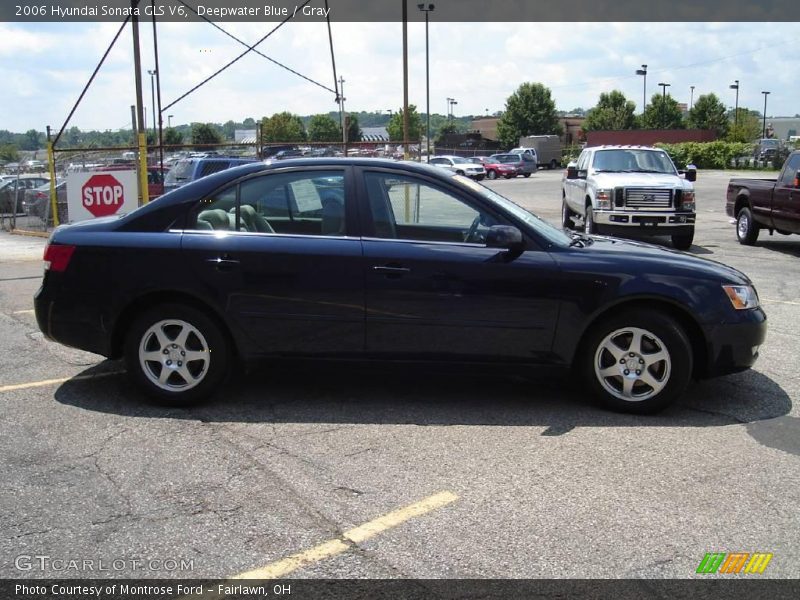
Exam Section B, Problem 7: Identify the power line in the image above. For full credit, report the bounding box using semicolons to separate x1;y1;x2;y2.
162;0;313;112
175;0;336;96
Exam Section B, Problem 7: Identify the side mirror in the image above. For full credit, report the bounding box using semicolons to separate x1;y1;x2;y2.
566;166;578;179
486;225;523;250
577;169;588;179
684;168;697;182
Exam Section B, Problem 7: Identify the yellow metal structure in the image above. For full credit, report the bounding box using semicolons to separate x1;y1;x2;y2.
46;142;59;227
138;132;150;205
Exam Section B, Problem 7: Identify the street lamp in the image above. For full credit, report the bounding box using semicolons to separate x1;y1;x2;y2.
730;80;740;128
446;97;453;120
635;64;647;114
449;98;458;121
167;114;173;128
418;3;434;159
690;85;695;110
147;69;157;144
657;82;671;128
761;91;770;139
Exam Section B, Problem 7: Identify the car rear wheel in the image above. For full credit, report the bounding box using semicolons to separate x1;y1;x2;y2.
124;304;229;406
736;206;759;245
671;227;695;250
580;310;692;414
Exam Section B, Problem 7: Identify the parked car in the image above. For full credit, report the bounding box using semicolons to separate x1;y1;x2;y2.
428;155;485;180
562;145;697;250
508;147;539;172
489;153;535;178
752;138;789;166
0;175;50;213
22;181;67;223
726;149;800;245
273;149;305;160
93;165;166;200
35;158;765;414
482;155;521;179
163;157;257;192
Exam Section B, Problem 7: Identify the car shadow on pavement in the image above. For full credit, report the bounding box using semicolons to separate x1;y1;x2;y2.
54;361;792;436
756;240;800;258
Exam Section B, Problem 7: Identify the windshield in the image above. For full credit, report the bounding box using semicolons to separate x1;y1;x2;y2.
452;175;572;247
493;155;519;163
164;160;195;185
451;156;470;164
592;149;677;174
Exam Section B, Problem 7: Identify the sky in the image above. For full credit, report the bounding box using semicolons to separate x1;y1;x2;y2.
0;20;797;133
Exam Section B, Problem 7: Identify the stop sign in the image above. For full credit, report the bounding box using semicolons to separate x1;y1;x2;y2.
81;174;125;218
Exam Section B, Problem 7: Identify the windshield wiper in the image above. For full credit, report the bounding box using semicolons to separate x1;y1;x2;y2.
623;169;667;174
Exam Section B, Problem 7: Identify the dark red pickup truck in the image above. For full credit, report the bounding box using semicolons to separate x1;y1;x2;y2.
726;149;800;245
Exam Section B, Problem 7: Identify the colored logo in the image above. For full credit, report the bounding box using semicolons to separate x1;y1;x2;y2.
696;552;773;574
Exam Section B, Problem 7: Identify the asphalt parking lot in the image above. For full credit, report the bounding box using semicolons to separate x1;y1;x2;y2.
1;170;798;581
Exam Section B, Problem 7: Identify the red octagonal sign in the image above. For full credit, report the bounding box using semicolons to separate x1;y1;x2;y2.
81;174;125;218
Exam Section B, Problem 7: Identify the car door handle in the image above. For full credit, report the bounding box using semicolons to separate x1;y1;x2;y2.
373;264;411;276
206;256;240;271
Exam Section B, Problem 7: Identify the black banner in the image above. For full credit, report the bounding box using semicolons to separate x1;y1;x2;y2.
3;579;800;600
3;0;800;23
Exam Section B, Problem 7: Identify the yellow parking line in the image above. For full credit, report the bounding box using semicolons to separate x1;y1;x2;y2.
0;371;123;393
761;298;800;306
233;491;458;580
12;309;35;315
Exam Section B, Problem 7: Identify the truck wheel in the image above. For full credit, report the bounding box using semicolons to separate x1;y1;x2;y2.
561;197;574;230
523;173;531;178
549;159;559;169
579;309;693;414
124;303;230;406
736;207;759;245
584;205;596;234
671;227;694;250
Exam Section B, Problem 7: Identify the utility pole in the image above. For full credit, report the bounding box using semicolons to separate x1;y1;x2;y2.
419;3;434;160
339;76;347;151
131;0;149;204
402;0;410;159
761;91;770;139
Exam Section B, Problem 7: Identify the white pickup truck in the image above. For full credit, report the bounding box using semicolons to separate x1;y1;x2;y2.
562;145;697;250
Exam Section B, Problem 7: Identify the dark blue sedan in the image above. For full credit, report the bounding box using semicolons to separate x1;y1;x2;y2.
34;159;766;413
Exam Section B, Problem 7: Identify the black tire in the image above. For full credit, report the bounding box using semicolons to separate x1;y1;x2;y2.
561;196;574;230
579;309;693;414
504;173;514;179
549;159;559;170
584;204;596;234
671;227;695;250
523;173;532;178
476;175;485;181
456;170;465;176
736;206;759;246
487;170;497;180
124;303;230;407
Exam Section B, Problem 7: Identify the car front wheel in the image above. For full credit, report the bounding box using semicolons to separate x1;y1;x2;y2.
561;197;574;229
487;170;497;180
671;227;695;250
580;310;692;413
124;303;230;406
736;206;759;245
584;205;596;234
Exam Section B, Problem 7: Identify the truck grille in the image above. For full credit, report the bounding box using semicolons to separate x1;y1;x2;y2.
625;188;672;209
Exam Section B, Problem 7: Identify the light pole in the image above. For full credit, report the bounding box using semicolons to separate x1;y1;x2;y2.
635;64;647;114
418;3;434;159
338;76;347;147
730;80;740;128
657;82;671;128
761;90;770;139
167;114;173;128
449;98;458;122
446;97;453;120
147;69;157;143
690;85;695;110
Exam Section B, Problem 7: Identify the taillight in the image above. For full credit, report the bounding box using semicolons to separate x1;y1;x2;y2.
43;244;75;272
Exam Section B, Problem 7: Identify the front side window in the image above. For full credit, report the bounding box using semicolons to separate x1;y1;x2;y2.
364;172;498;244
191;170;346;236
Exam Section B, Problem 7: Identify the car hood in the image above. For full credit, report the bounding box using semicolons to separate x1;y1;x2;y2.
571;235;750;284
592;172;689;188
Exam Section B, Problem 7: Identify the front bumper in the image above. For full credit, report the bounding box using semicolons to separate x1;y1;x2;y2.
594;210;695;235
701;307;767;378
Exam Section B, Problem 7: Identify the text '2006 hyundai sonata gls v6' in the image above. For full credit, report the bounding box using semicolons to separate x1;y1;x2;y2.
35;158;766;413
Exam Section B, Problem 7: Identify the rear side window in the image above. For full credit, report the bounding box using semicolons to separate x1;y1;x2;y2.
780;154;800;185
164;160;195;185
198;160;233;178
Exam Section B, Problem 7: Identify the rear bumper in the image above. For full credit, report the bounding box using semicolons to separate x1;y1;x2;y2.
701;307;767;377
34;283;112;357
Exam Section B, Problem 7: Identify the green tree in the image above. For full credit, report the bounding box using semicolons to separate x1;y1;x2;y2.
347;114;362;142
0;144;19;162
164;127;183;147
496;82;562;148
641;93;685;129
191;122;222;149
20;129;42;151
726;108;761;143
386;105;423;142
261;112;307;142
435;122;459;143
583;90;637;131
687;93;728;137
307;114;341;142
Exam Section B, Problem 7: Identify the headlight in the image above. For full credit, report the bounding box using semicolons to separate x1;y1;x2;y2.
722;285;759;310
595;189;612;210
681;190;696;212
